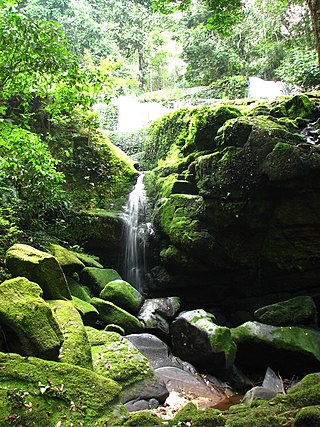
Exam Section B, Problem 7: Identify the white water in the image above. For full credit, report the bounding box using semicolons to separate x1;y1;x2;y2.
121;173;151;291
116;96;170;132
247;76;290;100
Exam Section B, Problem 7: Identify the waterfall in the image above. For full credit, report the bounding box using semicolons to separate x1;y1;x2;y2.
121;172;151;291
247;76;290;100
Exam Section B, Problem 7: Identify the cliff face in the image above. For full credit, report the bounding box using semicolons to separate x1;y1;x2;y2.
143;93;320;318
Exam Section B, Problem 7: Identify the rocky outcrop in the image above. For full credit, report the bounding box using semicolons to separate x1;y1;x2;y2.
144;93;320;316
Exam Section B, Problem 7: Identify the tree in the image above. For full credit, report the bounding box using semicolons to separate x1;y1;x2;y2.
306;0;320;64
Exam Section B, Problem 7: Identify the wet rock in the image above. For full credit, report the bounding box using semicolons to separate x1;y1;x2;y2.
48;299;93;370
232;321;320;376
48;244;85;275
254;296;318;326
80;267;121;295
99;279;144;314
5;244;71;300
90;298;144;334
138;297;180;334
262;367;283;394
0;277;63;360
171;309;237;375
70;251;104;268
120;378;169;408
67;276;92;302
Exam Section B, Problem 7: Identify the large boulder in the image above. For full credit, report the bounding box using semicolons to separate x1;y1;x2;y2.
85;327;153;388
99;279;144;314
80;267;121;295
48;244;85;275
232;321;320;376
72;296;99;326
171;309;237;375
137;297;180;334
0;351;122;426
90;298;144;334
0;277;63;360
254;296;318;326
48;300;93;370
5;244;71;300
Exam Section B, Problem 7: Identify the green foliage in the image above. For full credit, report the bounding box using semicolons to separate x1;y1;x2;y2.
0;121;65;226
275;48;320;89
209;75;247;99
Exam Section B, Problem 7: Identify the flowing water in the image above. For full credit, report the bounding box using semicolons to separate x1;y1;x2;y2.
247;76;290;100
121;173;152;291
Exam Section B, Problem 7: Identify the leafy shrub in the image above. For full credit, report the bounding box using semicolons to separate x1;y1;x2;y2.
275;48;320;89
209;75;247;99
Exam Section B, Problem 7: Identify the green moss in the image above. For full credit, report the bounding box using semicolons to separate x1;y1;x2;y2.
270;94;315;120
48;243;85;275
90;298;144;333
285;374;320;408
86;327;153;388
99;280;143;314
67;276;92;302
48;299;93;369
0;277;63;360
70;250;104;268
294;405;320;426
225;405;287;427
118;412;163;426
5;243;72;300
72;295;99;326
80;267;122;295
0;351;122;426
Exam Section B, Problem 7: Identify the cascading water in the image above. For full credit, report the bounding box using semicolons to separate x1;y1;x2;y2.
121;172;151;292
247;76;290;100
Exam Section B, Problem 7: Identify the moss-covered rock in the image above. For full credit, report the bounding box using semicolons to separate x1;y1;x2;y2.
99;280;144;314
254;296;318;326
86;327;153;388
90;298;144;334
5;244;72;300
48;299;93;369
232;321;320;375
172;403;226;427
0;351;123;426
67;276;92;302
70;250;104;268
171;309;236;375
48;243;85;275
80;267;122;295
72;295;99;326
294;405;320;426
0;277;63;360
270;94;317;120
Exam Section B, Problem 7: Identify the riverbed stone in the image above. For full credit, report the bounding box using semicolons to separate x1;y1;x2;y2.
5;243;72;300
0;277;63;360
48;299;93;369
80;267;121;295
232;321;320;375
254;296;318;326
48;243;85;275
99;279;144;314
90;297;144;333
171;309;237;375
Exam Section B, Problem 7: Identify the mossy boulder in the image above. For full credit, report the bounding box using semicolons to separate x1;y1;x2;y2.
86;327;153;388
67;276;92;302
0;351;123;426
0;277;63;360
48;299;93;369
80;267;122;295
90;298;144;334
99;280;144;314
270;94;317;120
294;405;320;426
5;244;71;300
232;321;320;375
48;243;85;275
254;296;318;326
70;251;104;268
72;296;99;326
172;403;225;427
171;309;236;375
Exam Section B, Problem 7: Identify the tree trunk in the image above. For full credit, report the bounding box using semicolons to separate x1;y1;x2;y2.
307;0;320;65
